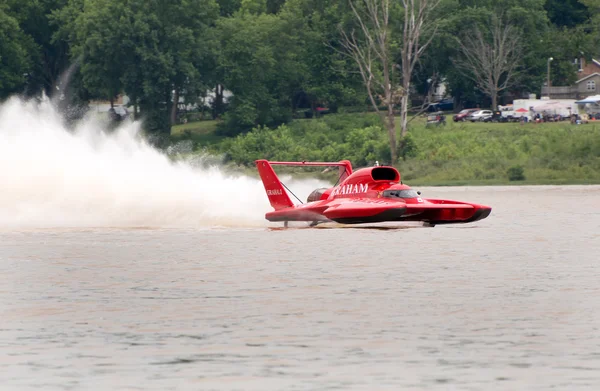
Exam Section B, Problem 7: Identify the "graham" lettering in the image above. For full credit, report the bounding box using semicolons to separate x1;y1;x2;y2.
331;183;368;196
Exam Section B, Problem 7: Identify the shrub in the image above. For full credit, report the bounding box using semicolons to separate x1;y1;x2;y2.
398;134;418;160
507;165;526;181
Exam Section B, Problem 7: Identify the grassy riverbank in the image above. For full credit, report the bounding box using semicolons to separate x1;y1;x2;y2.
399;120;600;185
171;119;223;145
171;114;600;186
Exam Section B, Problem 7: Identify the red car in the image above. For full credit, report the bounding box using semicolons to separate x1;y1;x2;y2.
453;108;479;122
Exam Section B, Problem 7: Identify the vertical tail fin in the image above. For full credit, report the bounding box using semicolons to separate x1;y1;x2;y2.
338;160;352;183
255;160;294;210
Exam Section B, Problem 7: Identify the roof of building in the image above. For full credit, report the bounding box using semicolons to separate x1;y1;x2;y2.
576;73;600;84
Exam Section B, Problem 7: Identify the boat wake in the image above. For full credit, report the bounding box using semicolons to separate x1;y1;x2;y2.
0;97;325;229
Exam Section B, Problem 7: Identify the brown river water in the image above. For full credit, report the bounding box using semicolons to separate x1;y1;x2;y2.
1;185;600;390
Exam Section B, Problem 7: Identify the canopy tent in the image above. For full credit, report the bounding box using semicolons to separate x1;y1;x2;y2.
575;95;600;104
534;102;573;111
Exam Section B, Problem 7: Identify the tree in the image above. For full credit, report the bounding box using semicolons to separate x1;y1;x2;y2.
7;0;71;97
397;0;441;138
339;0;399;162
215;12;309;134
280;0;364;114
579;0;600;19
545;0;589;27
240;0;266;14
340;0;440;164
0;4;34;98
54;0;125;104
438;0;549;106
58;0;219;134
543;25;596;87
579;0;600;51
217;0;242;16
453;16;523;110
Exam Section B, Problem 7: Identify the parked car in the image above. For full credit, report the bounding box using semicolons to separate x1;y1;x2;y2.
453;108;479;122
428;98;454;112
425;112;446;127
490;110;509;122
467;110;493;122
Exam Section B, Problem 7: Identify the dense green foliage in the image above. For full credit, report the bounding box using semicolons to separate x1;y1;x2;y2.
5;0;71;96
2;0;597;131
1;0;599;183
545;0;589;27
55;0;219;133
218;114;389;165
215;12;307;134
0;4;34;98
399;121;600;184
211;114;600;184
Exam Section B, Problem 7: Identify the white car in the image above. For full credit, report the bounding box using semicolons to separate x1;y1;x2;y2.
467;110;493;122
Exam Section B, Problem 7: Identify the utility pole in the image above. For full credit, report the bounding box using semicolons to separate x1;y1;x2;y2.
547;57;554;98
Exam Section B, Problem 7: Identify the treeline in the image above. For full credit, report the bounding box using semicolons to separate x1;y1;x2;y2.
1;0;599;135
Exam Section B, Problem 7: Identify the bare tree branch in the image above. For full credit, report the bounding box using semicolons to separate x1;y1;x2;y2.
338;0;397;162
398;0;441;138
453;16;523;109
339;0;441;163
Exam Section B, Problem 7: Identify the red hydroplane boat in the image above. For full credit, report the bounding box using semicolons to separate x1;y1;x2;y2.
256;159;491;227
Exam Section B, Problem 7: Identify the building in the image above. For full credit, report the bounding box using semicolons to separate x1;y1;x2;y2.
542;58;600;99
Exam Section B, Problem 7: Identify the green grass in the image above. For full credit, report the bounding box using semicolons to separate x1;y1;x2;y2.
169;114;600;186
396;118;600;185
171;120;224;145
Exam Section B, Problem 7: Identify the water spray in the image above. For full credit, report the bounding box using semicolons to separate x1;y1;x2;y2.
0;98;326;229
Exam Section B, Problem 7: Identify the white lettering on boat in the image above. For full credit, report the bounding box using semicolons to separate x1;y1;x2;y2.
267;189;283;196
332;183;368;196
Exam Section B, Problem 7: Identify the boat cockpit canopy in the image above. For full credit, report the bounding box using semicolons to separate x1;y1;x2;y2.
383;189;419;199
